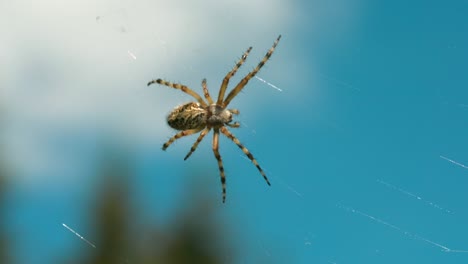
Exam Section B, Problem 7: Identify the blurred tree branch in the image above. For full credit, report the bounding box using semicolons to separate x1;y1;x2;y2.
0;108;13;264
0;173;10;264
63;150;235;264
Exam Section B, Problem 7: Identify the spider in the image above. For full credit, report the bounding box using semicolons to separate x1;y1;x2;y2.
148;35;281;202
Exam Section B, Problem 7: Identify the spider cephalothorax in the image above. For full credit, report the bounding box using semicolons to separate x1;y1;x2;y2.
206;104;236;127
148;35;281;202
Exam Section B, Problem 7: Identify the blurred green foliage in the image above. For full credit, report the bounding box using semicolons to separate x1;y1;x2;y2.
60;154;235;264
0;171;11;264
0;110;13;264
0;143;237;263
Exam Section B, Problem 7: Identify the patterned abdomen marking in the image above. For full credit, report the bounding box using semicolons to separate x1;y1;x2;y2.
167;102;207;130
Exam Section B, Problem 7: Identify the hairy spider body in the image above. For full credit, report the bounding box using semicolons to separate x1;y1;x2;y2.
167;102;206;130
148;35;281;202
167;103;235;130
206;104;235;128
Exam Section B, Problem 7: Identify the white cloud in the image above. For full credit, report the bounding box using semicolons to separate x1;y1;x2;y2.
0;0;360;184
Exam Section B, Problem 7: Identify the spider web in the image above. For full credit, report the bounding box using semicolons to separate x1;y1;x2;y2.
4;0;468;263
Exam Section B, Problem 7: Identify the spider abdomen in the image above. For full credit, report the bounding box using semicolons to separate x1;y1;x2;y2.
167;102;207;130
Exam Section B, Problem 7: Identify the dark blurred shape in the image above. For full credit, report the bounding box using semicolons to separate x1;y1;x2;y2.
87;160;132;264
159;195;231;264
0;162;12;264
0;106;13;263
63;150;235;264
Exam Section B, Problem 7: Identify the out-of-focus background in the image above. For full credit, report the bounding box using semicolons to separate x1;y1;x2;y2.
1;0;468;263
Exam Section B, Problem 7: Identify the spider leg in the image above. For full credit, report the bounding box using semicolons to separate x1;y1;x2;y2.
201;78;214;104
217;47;253;105
148;78;207;107
220;126;270;186
162;128;203;150
184;127;211;160
227;109;240;128
212;128;227;203
223;35;281;107
226;122;240;128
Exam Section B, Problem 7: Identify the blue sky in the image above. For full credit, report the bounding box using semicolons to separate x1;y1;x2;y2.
2;0;468;263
